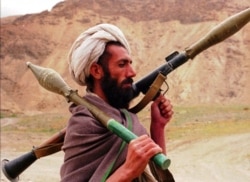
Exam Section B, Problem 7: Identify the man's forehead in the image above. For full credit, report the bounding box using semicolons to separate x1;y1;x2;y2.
106;44;131;60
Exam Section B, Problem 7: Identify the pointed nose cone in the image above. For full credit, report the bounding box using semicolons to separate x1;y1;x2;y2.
26;62;72;97
26;61;45;84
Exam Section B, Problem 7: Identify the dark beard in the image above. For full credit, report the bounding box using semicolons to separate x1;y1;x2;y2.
101;73;134;109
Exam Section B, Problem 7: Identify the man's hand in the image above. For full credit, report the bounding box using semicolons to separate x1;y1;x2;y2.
106;135;162;181
150;94;173;154
151;94;173;127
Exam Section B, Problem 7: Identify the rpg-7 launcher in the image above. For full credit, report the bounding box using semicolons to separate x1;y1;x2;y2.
130;8;250;112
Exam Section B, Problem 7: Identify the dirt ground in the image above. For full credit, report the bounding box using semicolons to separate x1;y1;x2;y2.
1;118;250;182
168;133;250;182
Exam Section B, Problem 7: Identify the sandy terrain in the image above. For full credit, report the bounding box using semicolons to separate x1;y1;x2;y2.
168;133;250;182
1;119;250;182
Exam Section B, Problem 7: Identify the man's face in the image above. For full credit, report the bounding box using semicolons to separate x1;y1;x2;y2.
100;45;136;109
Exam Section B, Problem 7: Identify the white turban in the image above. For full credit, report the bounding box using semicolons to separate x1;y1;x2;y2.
68;23;131;86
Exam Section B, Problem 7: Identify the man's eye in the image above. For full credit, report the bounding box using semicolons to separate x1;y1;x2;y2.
118;61;126;67
119;63;126;67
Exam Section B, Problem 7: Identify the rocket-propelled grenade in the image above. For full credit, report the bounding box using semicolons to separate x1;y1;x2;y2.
185;8;250;59
132;8;250;97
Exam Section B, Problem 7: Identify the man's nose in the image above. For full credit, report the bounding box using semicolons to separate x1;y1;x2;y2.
127;65;136;78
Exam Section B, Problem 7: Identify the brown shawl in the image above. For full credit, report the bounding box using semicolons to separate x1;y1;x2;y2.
60;93;174;182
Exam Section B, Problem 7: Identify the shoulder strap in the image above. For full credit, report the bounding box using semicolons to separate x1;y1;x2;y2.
101;109;133;181
129;73;166;113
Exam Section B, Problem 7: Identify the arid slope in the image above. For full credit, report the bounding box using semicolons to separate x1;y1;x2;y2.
1;0;249;114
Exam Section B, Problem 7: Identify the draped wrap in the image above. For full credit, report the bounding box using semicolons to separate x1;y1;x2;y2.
60;93;174;181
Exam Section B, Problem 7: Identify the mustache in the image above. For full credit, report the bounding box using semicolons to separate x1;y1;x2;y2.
121;78;133;85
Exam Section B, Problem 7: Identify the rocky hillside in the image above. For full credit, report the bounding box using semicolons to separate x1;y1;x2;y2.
1;0;249;115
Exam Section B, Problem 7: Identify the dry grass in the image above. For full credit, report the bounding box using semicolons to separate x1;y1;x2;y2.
2;113;68;133
1;113;68;151
1;105;250;152
138;104;250;141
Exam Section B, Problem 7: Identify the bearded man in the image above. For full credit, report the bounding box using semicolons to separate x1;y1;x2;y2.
60;24;175;182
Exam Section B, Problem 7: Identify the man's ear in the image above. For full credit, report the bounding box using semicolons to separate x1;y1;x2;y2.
89;63;104;80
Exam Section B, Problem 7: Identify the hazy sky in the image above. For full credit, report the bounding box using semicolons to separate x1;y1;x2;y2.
1;0;64;17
